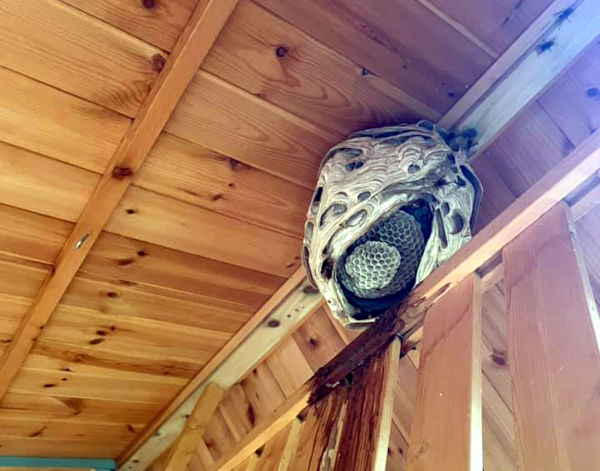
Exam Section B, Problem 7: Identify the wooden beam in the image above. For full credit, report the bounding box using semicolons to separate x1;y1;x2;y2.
206;382;313;471
407;274;482;471
0;0;240;400
162;383;224;471
503;203;600;470
118;270;323;470
448;0;600;154
399;128;600;344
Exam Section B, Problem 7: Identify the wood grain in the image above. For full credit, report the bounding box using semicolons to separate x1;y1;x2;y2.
254;0;493;111
163;383;224;471
203;0;428;135
165;70;334;189
0;0;162;116
0;141;99;222
106;186;301;277
407;275;482;471
0;65;130;173
60;0;197;51
136;132;312;238
503;203;600;470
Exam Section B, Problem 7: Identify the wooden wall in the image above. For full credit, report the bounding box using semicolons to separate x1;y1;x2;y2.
0;0;595;461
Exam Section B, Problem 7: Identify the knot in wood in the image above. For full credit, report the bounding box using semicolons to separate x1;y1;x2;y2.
112;167;133;179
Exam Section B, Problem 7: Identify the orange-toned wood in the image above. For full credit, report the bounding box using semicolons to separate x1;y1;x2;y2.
503;203;600;470
407;275;482;471
162;383;224;471
0;0;239;405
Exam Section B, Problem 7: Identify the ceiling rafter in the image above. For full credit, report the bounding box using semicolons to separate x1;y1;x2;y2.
118;1;600;469
0;0;240;400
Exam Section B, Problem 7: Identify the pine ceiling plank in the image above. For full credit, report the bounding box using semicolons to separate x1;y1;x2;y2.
0;392;161;426
10;354;186;404
32;305;227;379
81;232;283;311
0;409;141;442
61;275;252;334
0;142;100;222
0;0;240;405
0;437;124;458
136;133;312;239
254;0;493;112
0;0;163;117
264;338;313;398
0;205;71;266
0;66;130;173
60;0;196;52
217;384;254;441
0;257;48;301
425;0;553;55
106;186;301;277
203;0;429;136
165;70;334;189
539;41;600;147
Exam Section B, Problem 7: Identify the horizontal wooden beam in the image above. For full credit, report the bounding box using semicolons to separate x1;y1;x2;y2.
118;269;323;469
0;0;240;401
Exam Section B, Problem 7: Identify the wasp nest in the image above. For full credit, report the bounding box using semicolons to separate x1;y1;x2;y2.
302;122;482;328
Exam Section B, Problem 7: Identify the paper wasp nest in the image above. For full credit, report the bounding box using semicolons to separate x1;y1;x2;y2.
302;122;482;328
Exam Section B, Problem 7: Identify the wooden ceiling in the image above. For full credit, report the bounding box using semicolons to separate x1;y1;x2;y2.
0;0;598;467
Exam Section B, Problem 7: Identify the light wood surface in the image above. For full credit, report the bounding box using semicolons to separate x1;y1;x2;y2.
407;275;482;471
163;383;224;471
503;203;600;470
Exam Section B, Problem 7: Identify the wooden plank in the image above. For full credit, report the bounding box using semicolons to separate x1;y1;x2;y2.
439;0;577;128
165;70;334;189
0;141;99;222
253;424;290;471
203;0;431;136
406;275;482;471
0;204;71;266
60;0;196;51
0;0;240;406
80;231;283;313
0;0;162;116
254;0;493;111
136;132;312;238
503;203;600;470
118;270;323;470
9;354;186;405
370;340;400;471
105;185;300;277
0;65;129;173
456;0;600;154
204;382;312;471
424;0;552;55
539;40;600;146
163;383;224;471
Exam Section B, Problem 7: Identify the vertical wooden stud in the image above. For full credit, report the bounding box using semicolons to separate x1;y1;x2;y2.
503;203;600;471
162;382;224;471
407;274;483;471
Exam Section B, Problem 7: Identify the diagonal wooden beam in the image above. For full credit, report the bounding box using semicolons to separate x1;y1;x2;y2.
162;383;224;471
443;0;600;155
0;0;240;399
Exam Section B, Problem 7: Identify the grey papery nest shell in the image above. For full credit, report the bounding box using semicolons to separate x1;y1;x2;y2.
302;122;482;329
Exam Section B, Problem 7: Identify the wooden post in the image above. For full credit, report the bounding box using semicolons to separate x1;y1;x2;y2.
503;203;600;471
407;274;483;471
162;383;224;471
